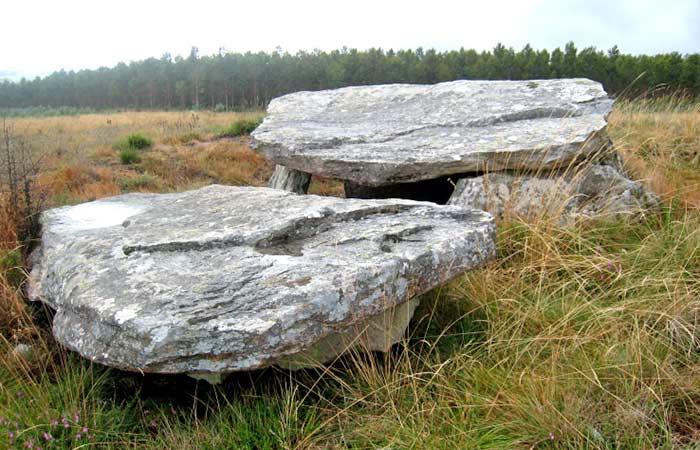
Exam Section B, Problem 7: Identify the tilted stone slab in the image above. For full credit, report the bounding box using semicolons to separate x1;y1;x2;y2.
28;185;495;378
251;78;614;186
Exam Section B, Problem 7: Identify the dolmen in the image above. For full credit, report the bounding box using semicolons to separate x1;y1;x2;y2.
252;78;659;220
28;186;495;383
28;79;660;383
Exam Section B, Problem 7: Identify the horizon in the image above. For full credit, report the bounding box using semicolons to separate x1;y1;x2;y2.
1;0;698;80
1;41;698;83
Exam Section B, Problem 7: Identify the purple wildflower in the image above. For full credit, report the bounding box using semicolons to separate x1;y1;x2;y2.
82;426;88;434
75;433;82;440
74;413;80;423
549;432;556;440
42;432;53;441
51;419;58;427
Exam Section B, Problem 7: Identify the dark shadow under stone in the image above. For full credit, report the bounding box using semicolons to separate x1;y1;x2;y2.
344;176;457;205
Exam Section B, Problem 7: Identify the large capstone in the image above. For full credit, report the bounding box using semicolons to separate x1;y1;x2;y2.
28;185;495;380
251;78;613;187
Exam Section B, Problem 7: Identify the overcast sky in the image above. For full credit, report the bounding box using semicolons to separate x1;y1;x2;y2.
2;0;698;78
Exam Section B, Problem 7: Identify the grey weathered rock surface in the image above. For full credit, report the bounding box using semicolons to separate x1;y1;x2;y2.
448;164;660;221
252;78;613;186
268;165;311;194
28;185;495;378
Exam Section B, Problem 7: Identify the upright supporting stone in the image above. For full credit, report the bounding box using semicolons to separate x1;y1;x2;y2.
268;165;311;194
277;297;421;370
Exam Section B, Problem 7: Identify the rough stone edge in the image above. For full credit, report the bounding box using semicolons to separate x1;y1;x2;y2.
254;129;613;187
187;297;421;384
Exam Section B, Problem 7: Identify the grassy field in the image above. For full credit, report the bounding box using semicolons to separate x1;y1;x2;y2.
1;102;700;449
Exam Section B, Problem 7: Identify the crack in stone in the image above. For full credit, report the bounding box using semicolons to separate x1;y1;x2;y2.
122;203;423;257
293;106;587;151
122;236;246;255
377;225;434;253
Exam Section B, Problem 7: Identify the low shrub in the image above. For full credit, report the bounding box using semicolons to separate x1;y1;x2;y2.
219;118;262;137
114;133;152;164
126;133;153;150
119;147;141;165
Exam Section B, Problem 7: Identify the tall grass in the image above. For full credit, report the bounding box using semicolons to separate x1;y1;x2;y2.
0;102;699;448
610;97;700;208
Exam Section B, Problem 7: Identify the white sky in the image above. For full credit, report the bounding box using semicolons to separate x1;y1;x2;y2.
1;0;698;77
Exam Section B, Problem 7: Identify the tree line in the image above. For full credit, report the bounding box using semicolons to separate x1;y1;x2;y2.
1;43;698;110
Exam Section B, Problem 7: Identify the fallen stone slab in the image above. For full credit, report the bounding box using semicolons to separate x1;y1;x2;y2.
28;185;495;380
251;78;613;187
448;163;660;221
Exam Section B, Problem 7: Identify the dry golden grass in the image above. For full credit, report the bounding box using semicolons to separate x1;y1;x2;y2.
4;110;342;209
1;104;700;449
610;107;700;207
11;110;258;145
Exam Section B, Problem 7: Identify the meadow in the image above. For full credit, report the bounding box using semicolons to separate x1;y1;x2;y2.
1;101;700;449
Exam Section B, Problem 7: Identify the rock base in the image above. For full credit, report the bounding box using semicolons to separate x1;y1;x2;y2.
448;163;660;221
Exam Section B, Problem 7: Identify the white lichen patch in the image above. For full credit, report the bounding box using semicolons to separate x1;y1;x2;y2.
127;257;154;275
56;202;144;231
217;317;276;333
114;304;141;324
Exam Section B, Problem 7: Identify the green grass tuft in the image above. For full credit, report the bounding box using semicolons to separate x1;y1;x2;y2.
219;118;262;138
116;173;159;191
114;133;152;164
126;133;153;150
118;147;141;165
